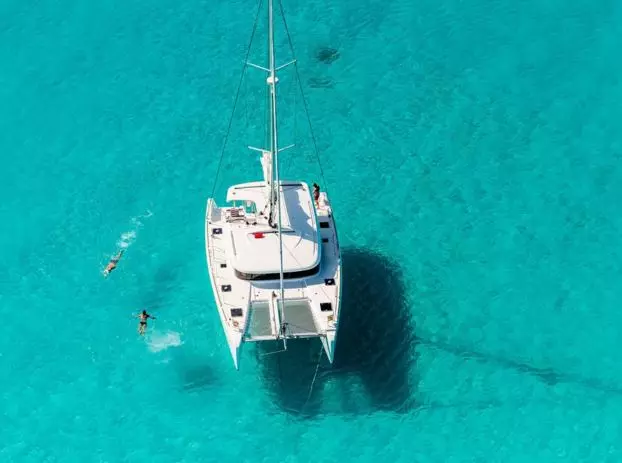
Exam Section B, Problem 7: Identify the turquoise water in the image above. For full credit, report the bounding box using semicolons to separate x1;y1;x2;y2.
2;0;622;460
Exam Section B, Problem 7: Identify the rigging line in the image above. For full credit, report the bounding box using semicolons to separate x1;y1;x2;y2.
277;0;331;197
284;72;297;175
268;0;288;348
301;345;324;414
209;0;265;198
245;60;249;130
259;347;288;357
277;346;286;405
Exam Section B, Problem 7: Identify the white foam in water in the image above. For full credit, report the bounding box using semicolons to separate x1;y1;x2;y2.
118;230;136;249
146;330;183;353
115;209;153;250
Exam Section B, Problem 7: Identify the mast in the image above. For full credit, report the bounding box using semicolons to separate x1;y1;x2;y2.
267;0;287;347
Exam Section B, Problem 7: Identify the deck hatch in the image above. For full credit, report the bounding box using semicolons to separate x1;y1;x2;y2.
231;308;243;317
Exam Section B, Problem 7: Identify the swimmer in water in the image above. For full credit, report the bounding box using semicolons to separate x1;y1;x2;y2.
136;309;155;336
103;250;124;277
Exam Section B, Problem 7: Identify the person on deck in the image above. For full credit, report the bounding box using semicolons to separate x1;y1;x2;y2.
103;250;124;277
312;183;320;207
136;309;156;336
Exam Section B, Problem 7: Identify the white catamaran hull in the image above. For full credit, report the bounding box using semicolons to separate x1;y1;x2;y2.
203;0;342;369
205;185;341;369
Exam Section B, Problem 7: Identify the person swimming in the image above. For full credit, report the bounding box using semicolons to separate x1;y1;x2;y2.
136;309;155;336
103;250;124;277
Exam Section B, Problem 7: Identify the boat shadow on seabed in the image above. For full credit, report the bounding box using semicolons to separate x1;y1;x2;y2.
256;247;418;419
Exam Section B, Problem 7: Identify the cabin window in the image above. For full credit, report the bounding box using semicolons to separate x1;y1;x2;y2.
229;200;257;215
234;263;321;281
244;201;257;215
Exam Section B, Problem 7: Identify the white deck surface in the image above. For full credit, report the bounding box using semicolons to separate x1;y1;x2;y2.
226;182;320;274
206;186;341;368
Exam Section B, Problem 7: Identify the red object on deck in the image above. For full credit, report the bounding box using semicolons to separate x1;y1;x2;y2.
252;232;265;239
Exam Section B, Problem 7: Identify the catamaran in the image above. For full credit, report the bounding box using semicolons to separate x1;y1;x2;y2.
204;0;342;369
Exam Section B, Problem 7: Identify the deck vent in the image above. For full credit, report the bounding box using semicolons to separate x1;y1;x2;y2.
324;278;335;286
319;222;330;229
230;308;243;317
320;302;333;312
212;228;223;235
221;284;232;292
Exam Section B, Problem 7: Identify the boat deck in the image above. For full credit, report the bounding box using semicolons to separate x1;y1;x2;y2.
207;190;339;325
205;189;341;365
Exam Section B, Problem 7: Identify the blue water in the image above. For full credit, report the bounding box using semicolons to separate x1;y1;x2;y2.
2;0;622;461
